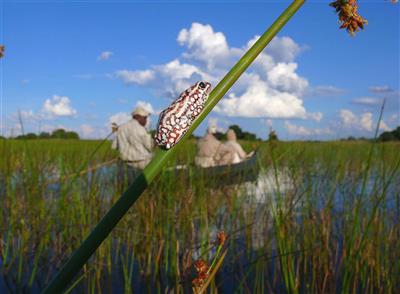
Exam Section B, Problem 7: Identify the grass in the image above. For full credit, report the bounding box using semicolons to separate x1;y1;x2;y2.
0;139;399;293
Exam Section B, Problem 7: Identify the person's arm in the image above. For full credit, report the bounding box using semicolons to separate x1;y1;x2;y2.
111;136;118;150
233;142;248;159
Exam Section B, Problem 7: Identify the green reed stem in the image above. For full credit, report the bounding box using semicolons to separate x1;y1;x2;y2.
42;1;305;293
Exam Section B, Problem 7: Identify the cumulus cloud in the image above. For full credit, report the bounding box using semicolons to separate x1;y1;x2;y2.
115;69;155;85
264;36;301;63
108;101;154;127
339;109;374;132
114;22;317;120
267;62;308;95
97;51;113;61
108;112;131;126
284;121;332;137
306;112;323;122
215;76;307;118
42;95;77;117
177;22;232;70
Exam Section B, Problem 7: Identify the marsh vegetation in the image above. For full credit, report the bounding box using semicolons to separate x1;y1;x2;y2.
0;139;399;293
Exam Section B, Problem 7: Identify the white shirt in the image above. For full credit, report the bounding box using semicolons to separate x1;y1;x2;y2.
224;140;247;164
112;119;153;166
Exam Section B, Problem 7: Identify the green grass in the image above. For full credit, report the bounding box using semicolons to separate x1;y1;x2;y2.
0;139;399;293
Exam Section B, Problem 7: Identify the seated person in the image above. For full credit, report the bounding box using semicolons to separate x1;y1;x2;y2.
222;129;250;164
195;126;232;168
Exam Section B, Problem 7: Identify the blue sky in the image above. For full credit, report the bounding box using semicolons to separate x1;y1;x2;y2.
1;0;399;139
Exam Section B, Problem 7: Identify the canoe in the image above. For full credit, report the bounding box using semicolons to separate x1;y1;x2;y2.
165;151;260;187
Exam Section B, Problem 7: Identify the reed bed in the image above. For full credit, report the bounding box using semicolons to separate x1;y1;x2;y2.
0;139;399;293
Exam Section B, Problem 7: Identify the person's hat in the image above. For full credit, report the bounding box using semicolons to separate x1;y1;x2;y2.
207;125;217;134
132;105;151;117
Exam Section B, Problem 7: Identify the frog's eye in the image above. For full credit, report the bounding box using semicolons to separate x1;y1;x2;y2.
199;82;206;89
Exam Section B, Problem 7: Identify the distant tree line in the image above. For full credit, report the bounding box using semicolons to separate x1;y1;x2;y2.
13;128;80;140
340;126;400;142
214;124;261;141
378;126;400;142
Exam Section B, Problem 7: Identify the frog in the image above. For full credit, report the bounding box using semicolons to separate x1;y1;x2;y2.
155;81;212;149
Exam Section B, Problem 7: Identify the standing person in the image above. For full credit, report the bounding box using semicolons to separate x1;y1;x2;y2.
112;105;153;187
223;129;250;164
195;126;232;168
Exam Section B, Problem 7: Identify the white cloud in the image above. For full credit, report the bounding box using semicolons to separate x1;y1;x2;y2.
155;59;212;97
42;95;77;117
39;124;108;139
309;85;346;97
284;122;312;136
359;113;373;132
306;112;323;122
265;36;301;63
115;69;155;85
368;85;393;94
108;112;131;126
114;22;314;120
379;120;391;132
284;121;332;137
97;51;113;61
215;76;307;118
267;62;308;95
352;97;382;106
177;22;231;70
339;109;374;132
206;117;227;133
16;110;38;121
108;100;154;128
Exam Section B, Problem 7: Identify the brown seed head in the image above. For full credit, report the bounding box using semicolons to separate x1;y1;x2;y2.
194;259;209;274
217;231;226;246
330;0;367;35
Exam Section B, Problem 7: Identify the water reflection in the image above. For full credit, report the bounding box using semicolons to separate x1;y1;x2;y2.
244;168;295;204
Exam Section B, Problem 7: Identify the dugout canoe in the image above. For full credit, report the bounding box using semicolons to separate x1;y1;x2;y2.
165;151;259;187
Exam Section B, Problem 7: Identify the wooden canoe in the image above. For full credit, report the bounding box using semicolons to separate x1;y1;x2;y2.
164;151;259;187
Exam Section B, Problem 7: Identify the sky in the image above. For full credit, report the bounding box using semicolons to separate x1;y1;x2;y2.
0;0;399;140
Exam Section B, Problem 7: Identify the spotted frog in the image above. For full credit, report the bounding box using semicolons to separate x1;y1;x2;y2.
155;81;212;149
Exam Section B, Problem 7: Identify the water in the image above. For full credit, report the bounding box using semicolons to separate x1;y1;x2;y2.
2;163;399;293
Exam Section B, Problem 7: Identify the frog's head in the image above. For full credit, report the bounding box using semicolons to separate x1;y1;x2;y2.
195;81;212;96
